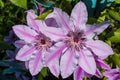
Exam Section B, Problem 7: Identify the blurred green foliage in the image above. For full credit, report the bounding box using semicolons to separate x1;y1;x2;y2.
0;0;120;80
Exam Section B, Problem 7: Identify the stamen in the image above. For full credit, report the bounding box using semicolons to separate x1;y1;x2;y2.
34;33;53;49
66;31;86;51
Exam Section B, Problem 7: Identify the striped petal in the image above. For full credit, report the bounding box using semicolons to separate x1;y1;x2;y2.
104;68;119;77
29;50;43;76
16;45;36;61
96;59;110;70
45;42;66;77
47;56;60;77
79;49;96;75
60;48;77;78
70;1;88;30
84;21;111;36
74;67;84;80
13;25;37;43
14;40;25;48
95;69;102;78
27;10;40;32
38;22;67;41
108;74;120;80
46;8;71;33
85;40;113;59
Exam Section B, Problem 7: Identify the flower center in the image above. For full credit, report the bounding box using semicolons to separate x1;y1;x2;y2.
66;31;86;50
73;37;79;43
40;39;46;45
34;33;53;49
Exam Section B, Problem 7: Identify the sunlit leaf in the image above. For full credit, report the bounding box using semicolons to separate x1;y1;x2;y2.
111;53;120;67
108;28;120;43
40;67;48;77
108;10;120;22
0;0;4;8
10;0;27;9
36;10;52;20
115;0;120;4
36;73;43;80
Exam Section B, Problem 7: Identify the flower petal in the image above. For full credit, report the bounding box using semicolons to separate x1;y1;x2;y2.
96;59;110;70
47;56;60;77
46;8;71;33
14;40;26;48
108;74;120;80
16;45;36;61
95;69;102;78
38;21;67;41
74;67;84;80
27;10;40;31
78;49;96;75
84;21;111;36
85;40;113;59
6;50;15;59
104;69;119;77
29;50;43;76
70;1;88;30
60;48;77;78
45;18;59;28
45;42;66;77
25;61;29;69
13;25;37;43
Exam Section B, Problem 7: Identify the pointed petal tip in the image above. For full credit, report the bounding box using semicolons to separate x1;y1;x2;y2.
79;50;96;75
30;70;38;76
12;25;19;31
104;20;111;26
15;55;24;61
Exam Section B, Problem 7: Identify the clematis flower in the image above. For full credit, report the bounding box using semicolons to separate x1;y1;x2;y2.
104;68;120;80
74;56;111;80
12;10;61;76
40;1;114;79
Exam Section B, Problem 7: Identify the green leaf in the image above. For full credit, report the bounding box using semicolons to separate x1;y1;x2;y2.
0;61;21;68
108;10;120;22
3;67;26;74
87;18;97;24
108;28;120;43
10;0;27;9
111;53;120;67
36;73;43;80
59;0;72;14
36;10;52;20
0;41;14;50
0;0;4;8
40;67;48;77
115;0;120;4
0;61;9;67
33;0;54;8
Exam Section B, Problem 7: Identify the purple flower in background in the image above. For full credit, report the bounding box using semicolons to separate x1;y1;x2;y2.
4;30;17;44
104;68;120;80
39;1;114;79
6;49;37;80
74;57;111;80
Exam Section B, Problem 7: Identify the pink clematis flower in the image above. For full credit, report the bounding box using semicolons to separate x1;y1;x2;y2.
12;10;61;76
74;58;111;80
40;1;114;79
104;68;120;80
